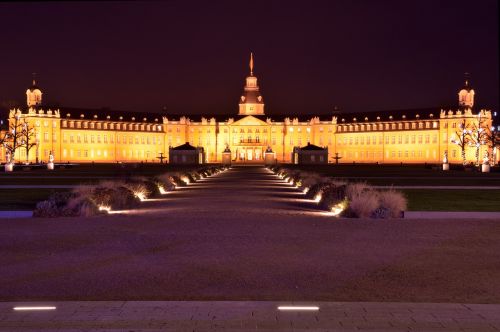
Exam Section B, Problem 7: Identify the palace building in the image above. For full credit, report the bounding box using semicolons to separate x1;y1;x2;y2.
1;54;498;165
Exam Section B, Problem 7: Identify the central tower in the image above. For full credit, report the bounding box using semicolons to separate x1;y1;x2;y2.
238;52;265;115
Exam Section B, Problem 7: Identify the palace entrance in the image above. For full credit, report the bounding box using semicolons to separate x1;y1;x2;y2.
234;147;264;163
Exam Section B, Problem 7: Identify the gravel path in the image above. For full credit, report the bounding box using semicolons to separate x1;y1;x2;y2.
0;166;499;303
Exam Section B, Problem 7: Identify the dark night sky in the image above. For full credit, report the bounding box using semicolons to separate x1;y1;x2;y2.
0;0;498;117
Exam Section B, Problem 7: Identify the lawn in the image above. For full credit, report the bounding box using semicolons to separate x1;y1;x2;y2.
0;189;70;210
284;163;500;186
403;189;500;211
0;163;218;210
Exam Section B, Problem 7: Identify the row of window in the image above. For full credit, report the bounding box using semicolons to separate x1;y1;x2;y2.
34;120;57;128
61;149;161;159
338;134;438;145
338;149;462;160
337;121;439;132
339;150;438;159
61;120;163;132
62;134;163;145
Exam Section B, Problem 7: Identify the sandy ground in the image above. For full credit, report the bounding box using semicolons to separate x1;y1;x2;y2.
1;166;499;303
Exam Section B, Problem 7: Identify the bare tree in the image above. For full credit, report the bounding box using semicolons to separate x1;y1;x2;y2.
483;125;499;166
17;119;37;164
450;119;470;166
1;114;23;164
467;113;489;166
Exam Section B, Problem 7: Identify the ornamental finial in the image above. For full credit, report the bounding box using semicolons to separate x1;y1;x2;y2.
249;52;254;76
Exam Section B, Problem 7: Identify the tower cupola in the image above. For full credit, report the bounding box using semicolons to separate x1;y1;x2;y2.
26;74;42;107
238;52;265;115
458;73;474;109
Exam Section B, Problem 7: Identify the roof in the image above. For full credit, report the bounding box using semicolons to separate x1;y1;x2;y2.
4;105;495;125
300;143;326;151
171;142;198;151
331;107;451;123
57;107;165;123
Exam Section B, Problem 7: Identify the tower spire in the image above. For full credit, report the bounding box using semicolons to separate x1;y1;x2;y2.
249;52;254;76
464;72;470;87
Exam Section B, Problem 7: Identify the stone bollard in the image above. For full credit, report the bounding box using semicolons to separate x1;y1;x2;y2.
4;163;14;172
481;164;490;173
47;162;54;170
222;152;231;166
264;152;275;166
442;163;449;171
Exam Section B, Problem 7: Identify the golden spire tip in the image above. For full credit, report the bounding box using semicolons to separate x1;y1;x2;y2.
250;52;254;76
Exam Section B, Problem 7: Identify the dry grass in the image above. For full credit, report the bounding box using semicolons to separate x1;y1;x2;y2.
378;189;408;218
348;190;379;218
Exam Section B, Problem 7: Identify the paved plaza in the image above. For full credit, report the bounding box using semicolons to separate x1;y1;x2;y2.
1;301;500;331
1;166;500;330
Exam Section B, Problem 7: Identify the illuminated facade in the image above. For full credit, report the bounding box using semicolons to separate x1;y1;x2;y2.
1;56;497;165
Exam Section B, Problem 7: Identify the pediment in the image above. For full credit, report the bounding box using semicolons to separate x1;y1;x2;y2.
230;115;268;126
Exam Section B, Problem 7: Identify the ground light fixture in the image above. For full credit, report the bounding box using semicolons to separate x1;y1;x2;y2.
277;306;320;311
13;306;56;311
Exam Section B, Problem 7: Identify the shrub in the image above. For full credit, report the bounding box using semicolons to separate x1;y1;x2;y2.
74;183;141;210
377;189;407;218
122;181;151;200
298;172;323;192
153;174;176;192
129;177;160;198
171;174;187;187
64;195;101;217
183;172;196;183
319;184;347;211
346;182;372;200
348;190;380;218
33;191;100;217
33;192;76;217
